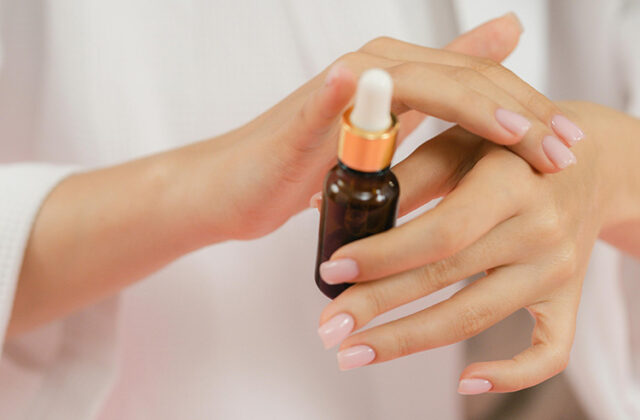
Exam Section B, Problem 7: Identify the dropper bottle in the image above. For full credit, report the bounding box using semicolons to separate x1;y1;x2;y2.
315;69;400;299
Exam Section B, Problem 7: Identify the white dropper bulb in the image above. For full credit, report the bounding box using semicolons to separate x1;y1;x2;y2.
349;68;393;132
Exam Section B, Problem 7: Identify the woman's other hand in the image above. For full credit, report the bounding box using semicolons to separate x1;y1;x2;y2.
316;102;640;393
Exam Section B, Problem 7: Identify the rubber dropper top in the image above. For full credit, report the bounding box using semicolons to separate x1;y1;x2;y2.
349;69;393;131
337;68;399;173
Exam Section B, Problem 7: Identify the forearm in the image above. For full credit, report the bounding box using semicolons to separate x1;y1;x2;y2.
8;142;232;336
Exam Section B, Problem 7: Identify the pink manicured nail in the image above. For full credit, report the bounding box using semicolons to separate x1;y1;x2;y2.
309;192;322;210
542;135;577;169
319;259;359;284
318;313;354;349
458;378;493;395
324;64;343;87
551;115;585;146
337;345;375;370
495;108;531;138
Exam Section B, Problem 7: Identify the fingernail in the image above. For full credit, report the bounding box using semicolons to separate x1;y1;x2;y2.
337;345;375;370
504;12;524;34
495;108;531;138
319;259;359;284
542;135;577;169
324;64;343;88
309;192;322;210
551;115;585;146
318;313;355;349
458;378;493;395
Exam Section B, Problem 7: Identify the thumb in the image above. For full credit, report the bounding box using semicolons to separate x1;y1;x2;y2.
445;12;523;61
289;64;357;152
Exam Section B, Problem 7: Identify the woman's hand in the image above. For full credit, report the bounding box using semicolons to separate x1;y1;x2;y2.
316;101;640;393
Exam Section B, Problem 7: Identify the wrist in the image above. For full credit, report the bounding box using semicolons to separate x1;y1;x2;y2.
158;137;240;250
555;101;612;232
560;101;640;250
594;108;640;231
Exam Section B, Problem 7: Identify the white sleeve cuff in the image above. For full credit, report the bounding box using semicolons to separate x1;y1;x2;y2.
0;163;78;346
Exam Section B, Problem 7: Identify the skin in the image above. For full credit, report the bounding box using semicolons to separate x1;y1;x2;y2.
9;13;528;335
318;102;640;392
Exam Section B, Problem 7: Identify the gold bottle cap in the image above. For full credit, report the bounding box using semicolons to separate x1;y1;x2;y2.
338;106;399;172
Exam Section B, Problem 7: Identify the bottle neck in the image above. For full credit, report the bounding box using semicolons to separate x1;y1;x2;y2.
337;160;390;177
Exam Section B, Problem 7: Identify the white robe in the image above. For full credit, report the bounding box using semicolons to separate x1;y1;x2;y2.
0;1;638;419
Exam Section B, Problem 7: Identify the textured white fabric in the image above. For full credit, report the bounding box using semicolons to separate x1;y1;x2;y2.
0;164;76;342
0;1;637;419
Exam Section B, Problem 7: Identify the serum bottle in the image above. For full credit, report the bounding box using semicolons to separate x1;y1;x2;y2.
315;69;399;299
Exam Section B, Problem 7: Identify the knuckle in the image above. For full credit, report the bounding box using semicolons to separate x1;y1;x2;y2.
455;88;496;121
499;173;529;206
496;183;521;211
389;61;420;78
468;57;500;74
553;241;580;280
418;256;457;293
361;284;387;317
456;305;494;338
446;83;476;111
296;96;313;127
335;51;363;69
535;209;564;243
475;155;530;203
497;147;535;175
360;36;396;53
549;347;571;375
392;329;414;358
448;66;483;84
523;91;557;118
432;224;463;258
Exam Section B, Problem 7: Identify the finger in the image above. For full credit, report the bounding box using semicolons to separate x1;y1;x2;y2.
389;62;527;146
362;36;584;172
397;12;523;142
397;109;427;143
363;37;560;133
444;12;523;61
333;264;533;370
269;64;357;191
319;212;532;336
288;64;357;151
323;53;549;161
458;295;578;394
431;63;576;172
332;53;541;150
361;13;522;64
321;146;527;284
395;126;485;214
390;62;576;172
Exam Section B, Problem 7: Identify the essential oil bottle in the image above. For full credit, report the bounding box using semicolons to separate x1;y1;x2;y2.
315;69;399;299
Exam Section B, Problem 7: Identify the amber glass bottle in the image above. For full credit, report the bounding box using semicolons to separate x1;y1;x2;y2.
315;160;399;298
314;70;400;301
315;69;399;299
